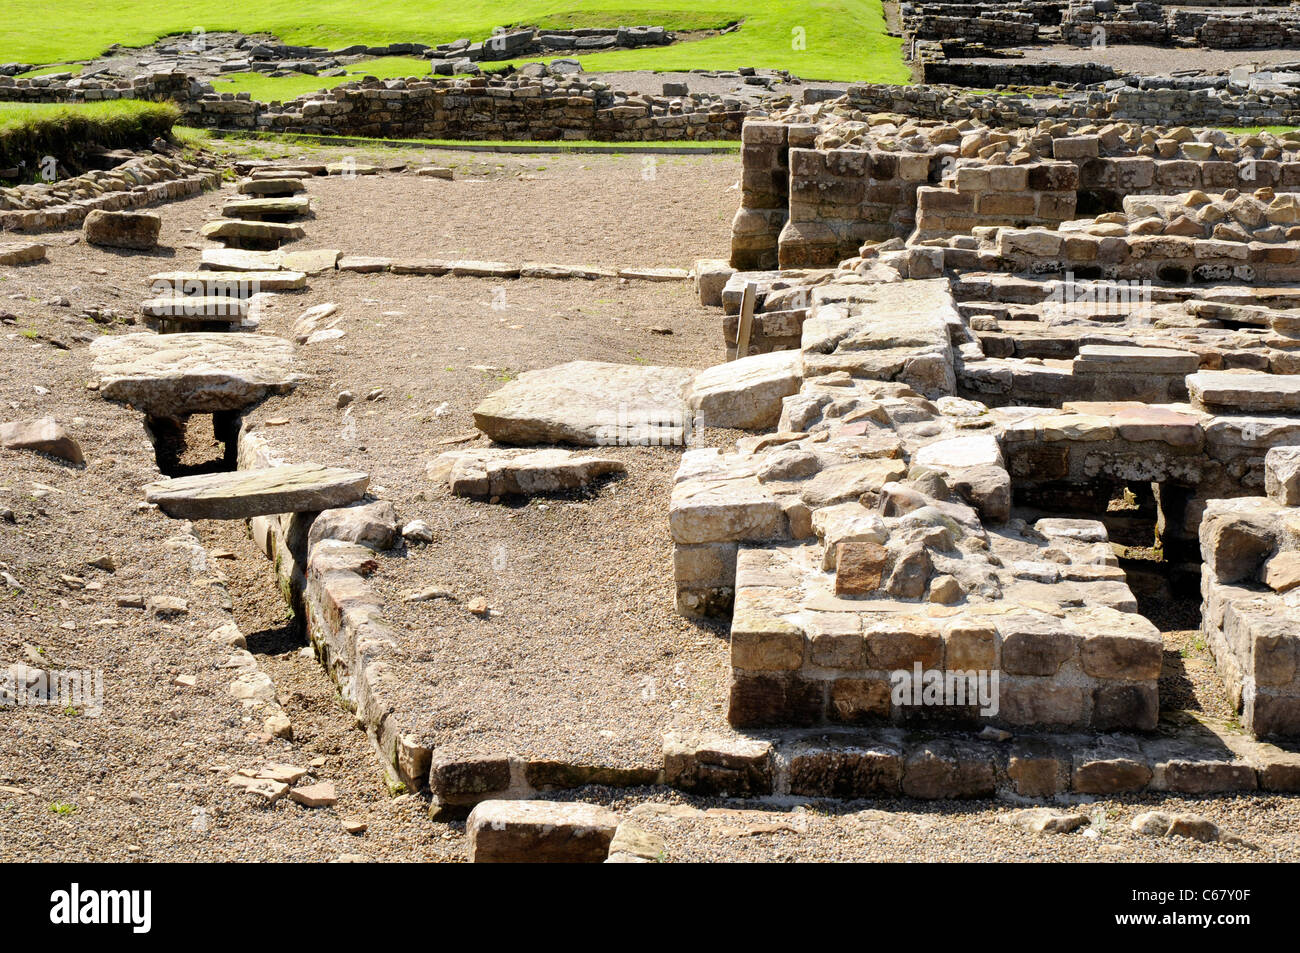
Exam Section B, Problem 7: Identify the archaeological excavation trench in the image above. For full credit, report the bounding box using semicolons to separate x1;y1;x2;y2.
5;88;1300;860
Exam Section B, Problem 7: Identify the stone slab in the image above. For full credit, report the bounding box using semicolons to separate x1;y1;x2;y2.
0;242;46;266
144;464;369;519
220;196;312;220
139;296;248;322
1189;371;1300;413
200;249;283;272
90;332;299;416
688;350;803;430
473;360;695;447
466;800;619;863
147;270;306;293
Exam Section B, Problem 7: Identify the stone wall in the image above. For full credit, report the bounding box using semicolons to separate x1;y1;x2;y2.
1199;14;1300;49
185;74;747;142
837;83;1300;129
731;121;791;270
0;69;747;143
1201;483;1300;738
908;13;1039;45
916;161;1078;238
0;154;221;231
922;61;1120;89
780;146;936;267
0;70;200;103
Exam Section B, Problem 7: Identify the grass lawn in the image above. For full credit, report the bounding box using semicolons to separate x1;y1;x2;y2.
17;64;84;78
0;1;905;83
1220;125;1300;136
0;100;179;169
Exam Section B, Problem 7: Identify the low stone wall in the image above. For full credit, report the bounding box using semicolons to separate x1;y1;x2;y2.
1061;19;1170;45
0;70;200;103
1201;489;1300;738
186;74;747;142
837;83;1300;129
908;14;1039;45
1199;14;1300;49
0;154;221;232
781;146;935;267
922;60;1120;89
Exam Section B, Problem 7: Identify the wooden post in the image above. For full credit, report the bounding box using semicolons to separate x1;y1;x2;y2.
734;281;756;361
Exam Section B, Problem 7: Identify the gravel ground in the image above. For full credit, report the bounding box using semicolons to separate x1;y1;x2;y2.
0;137;1296;862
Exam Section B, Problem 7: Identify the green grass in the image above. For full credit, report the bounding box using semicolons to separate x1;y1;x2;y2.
17;64;83;78
0;100;179;170
1220;125;1300;136
1;1;905;83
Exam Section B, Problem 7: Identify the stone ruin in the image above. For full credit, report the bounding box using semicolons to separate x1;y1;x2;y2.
903;0;1300;89
678;98;1300;765
10;82;1300;856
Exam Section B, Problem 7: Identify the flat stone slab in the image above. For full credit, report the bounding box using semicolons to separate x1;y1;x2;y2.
200;249;283;272
1188;371;1300;413
466;800;619;863
913;434;1004;470
429;447;626;498
147;270;306;293
1074;344;1200;375
519;262;616;279
144;464;369;519
338;256;393;273
0;242;46;266
280;249;341;274
448;260;522;278
474;360;696;446
90;332;299;416
140;295;248;322
236;177;306;196
688;350;803;430
199;219;305;245
220;196;312;220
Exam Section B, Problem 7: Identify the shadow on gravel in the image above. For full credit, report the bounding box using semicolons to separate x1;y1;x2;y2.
244;616;304;656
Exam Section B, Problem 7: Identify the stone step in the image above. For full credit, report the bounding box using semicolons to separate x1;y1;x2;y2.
220;196;312;220
1188;370;1300;413
144;464;369;519
90;332;298;417
147;270;306;293
139;295;248;322
1072;344;1201;375
664;712;1300;799
200;249;284;272
199;218;305;248
236;177;306;197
